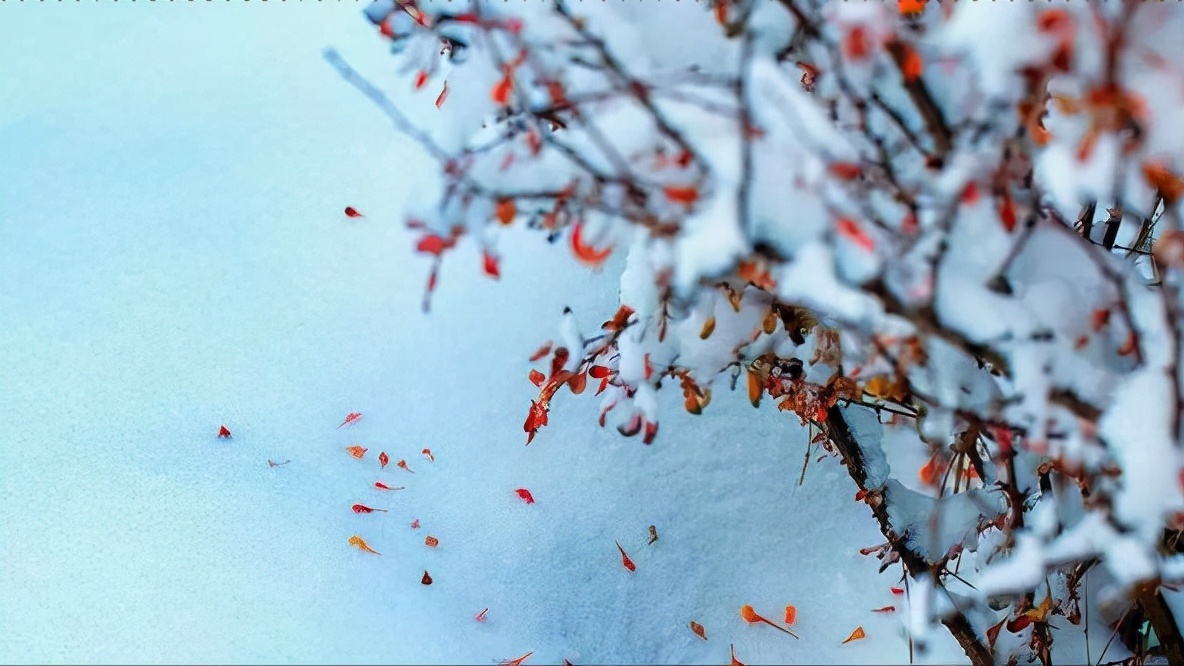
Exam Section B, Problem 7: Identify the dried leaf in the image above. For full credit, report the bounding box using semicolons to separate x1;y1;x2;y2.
699;315;716;339
841;626;866;644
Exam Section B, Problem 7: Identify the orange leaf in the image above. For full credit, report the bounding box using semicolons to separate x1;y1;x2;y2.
492;75;513;106
730;644;744;666
689;620;707;640
757;309;776;336
495;198;516;225
570;222;613;268
1144;161;1184;205
663;185;699;205
345;445;368;459
918;455;945;486
699;315;716;339
435;81;449;109
746;369;763;407
784;605;797;626
900;45;923;82
424;535;439;548
740;605;760;623
713;0;728;26
842;626;866;644
898;0;924;15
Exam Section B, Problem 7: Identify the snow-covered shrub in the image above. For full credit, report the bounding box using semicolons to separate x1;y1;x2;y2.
327;1;1184;663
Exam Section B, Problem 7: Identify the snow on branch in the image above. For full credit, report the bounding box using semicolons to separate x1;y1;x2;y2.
334;0;1184;662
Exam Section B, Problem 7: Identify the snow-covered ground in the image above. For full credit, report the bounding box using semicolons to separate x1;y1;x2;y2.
0;5;986;664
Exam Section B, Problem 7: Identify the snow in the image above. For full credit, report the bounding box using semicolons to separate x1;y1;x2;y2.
1097;367;1184;545
0;5;970;664
841;403;891;489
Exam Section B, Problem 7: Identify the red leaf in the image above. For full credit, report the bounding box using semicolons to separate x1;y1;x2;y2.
829;162;862;180
663;185;699;205
549;348;570;380
570;222;613;268
492;75;513;106
416;234;450;255
871;605;896;613
643;420;659;445
528;369;546;387
843;26;870;60
961;181;980;205
413;69;428;90
567;371;587;395
483;251;501;279
999;193;1017;231
217;425;232;439
1006;615;1032;633
435;81;449;109
529;342;553;363
890;586;905;595
344;206;364;218
1092;308;1110;331
515;488;536;504
588;365;611;379
836;218;875;252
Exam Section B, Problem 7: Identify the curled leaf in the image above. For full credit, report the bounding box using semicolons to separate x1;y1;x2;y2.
570;222;613;268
